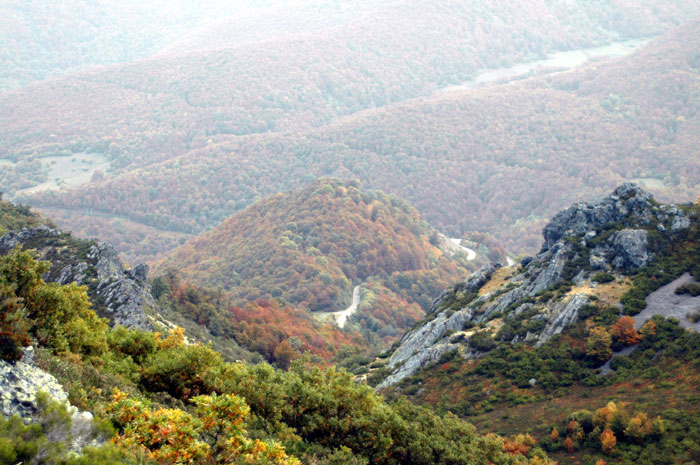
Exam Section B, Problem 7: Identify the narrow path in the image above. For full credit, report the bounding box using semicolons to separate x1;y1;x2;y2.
313;285;361;328
447;238;477;261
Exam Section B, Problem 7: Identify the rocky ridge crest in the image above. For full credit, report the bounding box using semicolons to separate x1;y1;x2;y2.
377;184;692;389
0;226;154;329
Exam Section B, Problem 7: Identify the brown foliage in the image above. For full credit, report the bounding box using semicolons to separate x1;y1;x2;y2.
13;19;700;261
610;316;641;346
600;428;617;455
564;436;574;454
503;433;536;457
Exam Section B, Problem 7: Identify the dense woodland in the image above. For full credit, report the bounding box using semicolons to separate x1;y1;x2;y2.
0;202;553;465
2;4;700;465
153;179;470;348
9;17;699;261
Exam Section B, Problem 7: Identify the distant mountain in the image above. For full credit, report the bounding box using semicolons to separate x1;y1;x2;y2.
0;0;312;93
154;178;471;344
13;15;700;262
369;183;700;465
4;0;696;164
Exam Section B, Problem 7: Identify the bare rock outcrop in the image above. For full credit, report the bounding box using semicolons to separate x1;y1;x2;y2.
375;184;674;389
0;228;154;330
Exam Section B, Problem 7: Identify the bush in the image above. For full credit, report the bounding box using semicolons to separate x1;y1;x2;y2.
0;248;109;360
592;272;616;284
675;282;700;297
140;341;223;400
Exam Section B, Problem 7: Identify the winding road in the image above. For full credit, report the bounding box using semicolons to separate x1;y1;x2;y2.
314;285;361;328
447;237;477;261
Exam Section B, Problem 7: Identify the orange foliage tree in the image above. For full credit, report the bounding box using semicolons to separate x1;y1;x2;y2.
564;436;575;454
610;316;641;346
502;433;537;456
600;428;617;455
550;427;559;442
107;389;299;465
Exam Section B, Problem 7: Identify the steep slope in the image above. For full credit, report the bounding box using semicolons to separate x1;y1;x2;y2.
21;17;700;261
0;199;260;362
0;202;155;329
0;228;549;465
370;184;700;465
154;179;470;344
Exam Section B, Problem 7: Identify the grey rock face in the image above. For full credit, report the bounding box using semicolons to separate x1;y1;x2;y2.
0;348;68;420
527;243;571;295
589;253;607;270
386;308;473;370
97;277;154;328
611;229;650;270
541;183;653;251
0;229;154;330
377;340;459;389
461;264;497;292
0;348;102;451
535;294;590;346
376;306;474;388
129;263;149;282
87;241;122;279
0;226;60;254
672;214;691;231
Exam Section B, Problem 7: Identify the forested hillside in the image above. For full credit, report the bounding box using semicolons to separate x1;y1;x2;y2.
19;17;700;260
154;179;471;347
0;202;552;465
0;0;317;92
4;1;695;169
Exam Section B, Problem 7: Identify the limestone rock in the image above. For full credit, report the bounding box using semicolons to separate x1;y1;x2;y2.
0;348;102;451
611;229;651;270
461;264;497;292
0;348;68;420
541;183;653;252
535;294;590;346
0;228;154;330
671;214;691;231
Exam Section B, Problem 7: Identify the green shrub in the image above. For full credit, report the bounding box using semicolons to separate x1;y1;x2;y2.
592;272;616;284
140;342;223;400
675;282;700;297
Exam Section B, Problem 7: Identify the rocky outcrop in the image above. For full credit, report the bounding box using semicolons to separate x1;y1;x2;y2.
0;228;154;330
0;347;101;451
611;229;650;269
541;183;654;252
0;348;68;420
0;225;60;252
378;308;474;389
461;264;497;292
528;242;571;295
375;184;682;389
535;294;590;346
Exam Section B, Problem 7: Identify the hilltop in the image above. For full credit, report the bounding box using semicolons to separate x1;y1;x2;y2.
154;179;472;346
370;184;700;465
